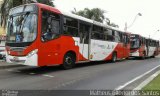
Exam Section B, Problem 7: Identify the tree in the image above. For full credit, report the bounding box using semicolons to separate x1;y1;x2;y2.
105;18;119;28
0;0;55;27
109;23;119;28
37;0;54;7
72;8;119;28
72;8;105;23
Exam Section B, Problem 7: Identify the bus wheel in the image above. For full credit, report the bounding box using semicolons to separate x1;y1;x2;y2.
112;52;117;62
141;52;146;59
151;52;155;58
62;53;75;69
151;56;155;58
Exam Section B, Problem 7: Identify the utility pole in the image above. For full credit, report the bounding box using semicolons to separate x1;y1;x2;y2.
124;13;142;32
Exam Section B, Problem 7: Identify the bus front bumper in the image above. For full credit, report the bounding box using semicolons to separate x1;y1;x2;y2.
6;53;38;66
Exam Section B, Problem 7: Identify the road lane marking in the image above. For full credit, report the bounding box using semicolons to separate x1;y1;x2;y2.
29;73;36;75
54;79;78;89
6;69;13;72
134;70;160;90
115;64;160;90
14;70;21;73
43;74;55;78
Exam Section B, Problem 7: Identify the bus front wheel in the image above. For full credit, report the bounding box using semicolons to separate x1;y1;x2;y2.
61;53;76;69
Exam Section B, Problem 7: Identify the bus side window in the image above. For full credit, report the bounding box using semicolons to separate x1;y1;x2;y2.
92;32;102;40
91;25;104;40
139;39;142;46
104;28;108;41
119;32;123;42
114;31;120;42
141;38;143;44
41;10;60;42
79;23;90;44
106;29;114;41
123;34;128;44
63;17;78;37
127;36;130;44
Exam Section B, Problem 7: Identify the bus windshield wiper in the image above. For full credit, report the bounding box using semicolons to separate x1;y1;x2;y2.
19;12;30;33
15;12;30;42
9;15;13;34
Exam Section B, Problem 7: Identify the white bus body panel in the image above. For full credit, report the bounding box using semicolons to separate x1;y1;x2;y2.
148;47;156;56
73;37;118;61
90;39;117;61
130;50;139;57
6;53;38;66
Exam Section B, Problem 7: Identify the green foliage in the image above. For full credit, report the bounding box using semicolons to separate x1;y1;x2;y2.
72;8;119;28
37;0;55;7
0;0;55;27
12;0;23;7
72;8;105;23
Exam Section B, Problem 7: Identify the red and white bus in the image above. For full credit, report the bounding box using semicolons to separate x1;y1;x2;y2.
130;34;159;59
6;3;130;69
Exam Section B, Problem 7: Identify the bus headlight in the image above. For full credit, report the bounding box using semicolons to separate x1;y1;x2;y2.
27;49;38;58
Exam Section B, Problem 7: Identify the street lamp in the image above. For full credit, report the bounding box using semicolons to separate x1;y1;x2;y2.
124;13;142;32
149;29;160;39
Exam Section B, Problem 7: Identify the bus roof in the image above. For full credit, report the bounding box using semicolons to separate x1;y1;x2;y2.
11;3;126;33
131;34;159;41
36;3;125;33
62;10;125;33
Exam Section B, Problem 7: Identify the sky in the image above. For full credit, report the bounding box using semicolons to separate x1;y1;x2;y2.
54;0;160;40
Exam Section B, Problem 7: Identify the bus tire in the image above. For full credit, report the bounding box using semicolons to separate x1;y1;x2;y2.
152;56;155;58
112;52;117;62
151;52;156;58
61;52;76;69
141;51;146;60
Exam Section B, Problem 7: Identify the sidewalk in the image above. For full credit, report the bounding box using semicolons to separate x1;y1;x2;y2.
0;60;24;69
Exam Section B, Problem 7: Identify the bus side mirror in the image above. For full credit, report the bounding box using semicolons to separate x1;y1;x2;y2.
41;33;48;42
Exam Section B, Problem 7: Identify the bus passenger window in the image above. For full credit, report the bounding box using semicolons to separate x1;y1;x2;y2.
80;23;90;44
41;10;60;42
63;17;78;37
106;29;114;41
91;25;104;40
92;32;103;40
114;31;120;42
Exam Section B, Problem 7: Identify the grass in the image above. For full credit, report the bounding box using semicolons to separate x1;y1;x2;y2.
143;74;160;90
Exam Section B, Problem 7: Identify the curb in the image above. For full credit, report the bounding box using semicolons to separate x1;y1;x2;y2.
115;65;160;90
134;70;160;90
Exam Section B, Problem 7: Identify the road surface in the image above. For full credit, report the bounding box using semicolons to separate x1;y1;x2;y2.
0;56;159;90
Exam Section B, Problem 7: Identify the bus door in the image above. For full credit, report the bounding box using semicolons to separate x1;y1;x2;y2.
146;39;149;56
119;32;125;58
79;22;91;60
123;34;130;58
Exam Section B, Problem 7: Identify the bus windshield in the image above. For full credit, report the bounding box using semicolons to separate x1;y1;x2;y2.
6;5;37;43
130;37;140;49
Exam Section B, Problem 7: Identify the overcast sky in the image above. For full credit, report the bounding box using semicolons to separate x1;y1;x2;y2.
54;0;160;40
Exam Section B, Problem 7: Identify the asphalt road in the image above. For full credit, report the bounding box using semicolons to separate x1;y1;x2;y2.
0;56;160;90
